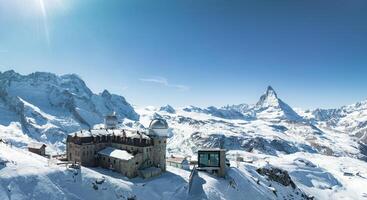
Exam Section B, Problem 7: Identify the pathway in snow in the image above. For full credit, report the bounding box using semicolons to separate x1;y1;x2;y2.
188;172;207;200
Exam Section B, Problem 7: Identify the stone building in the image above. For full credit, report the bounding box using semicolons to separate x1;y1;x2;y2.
166;155;190;170
28;142;47;156
66;118;169;178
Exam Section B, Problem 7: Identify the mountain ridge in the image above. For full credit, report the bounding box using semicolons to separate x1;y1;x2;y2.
0;70;138;150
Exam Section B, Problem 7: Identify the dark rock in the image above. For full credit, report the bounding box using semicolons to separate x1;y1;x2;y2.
256;166;296;189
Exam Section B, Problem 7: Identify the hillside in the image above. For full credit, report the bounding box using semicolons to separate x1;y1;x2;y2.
0;143;314;200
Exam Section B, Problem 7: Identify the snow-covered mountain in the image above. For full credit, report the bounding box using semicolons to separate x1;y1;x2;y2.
182;86;303;122
0;70;138;150
254;86;302;122
2;70;367;199
137;85;367;162
134;86;367;199
299;100;367;137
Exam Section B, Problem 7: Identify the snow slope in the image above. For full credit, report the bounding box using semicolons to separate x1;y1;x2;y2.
253;152;367;200
0;70;138;151
0;143;311;200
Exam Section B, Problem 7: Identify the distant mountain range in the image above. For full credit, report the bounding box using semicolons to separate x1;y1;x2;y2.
1;70;367;199
138;84;367;162
0;70;366;158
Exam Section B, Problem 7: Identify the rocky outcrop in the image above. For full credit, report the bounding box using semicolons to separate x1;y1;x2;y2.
256;166;297;189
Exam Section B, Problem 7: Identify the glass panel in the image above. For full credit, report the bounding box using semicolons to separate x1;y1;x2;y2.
199;152;220;167
209;153;219;167
199;153;209;167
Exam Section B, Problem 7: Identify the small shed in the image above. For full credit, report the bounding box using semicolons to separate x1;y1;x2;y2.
28;143;47;156
166;155;190;170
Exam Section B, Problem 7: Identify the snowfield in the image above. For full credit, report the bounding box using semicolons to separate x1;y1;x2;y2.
0;143;312;200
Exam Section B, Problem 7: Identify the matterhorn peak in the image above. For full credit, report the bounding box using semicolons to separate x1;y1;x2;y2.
256;86;280;108
255;86;302;121
265;86;277;98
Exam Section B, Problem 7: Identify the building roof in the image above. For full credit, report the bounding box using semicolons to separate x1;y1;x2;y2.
149;118;168;129
198;148;226;152
69;129;150;140
166;156;189;164
97;147;134;161
28;142;46;149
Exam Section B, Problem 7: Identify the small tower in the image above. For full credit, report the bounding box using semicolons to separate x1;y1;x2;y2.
149;118;169;172
104;112;118;129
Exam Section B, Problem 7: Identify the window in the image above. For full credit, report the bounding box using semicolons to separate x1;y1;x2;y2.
198;151;220;167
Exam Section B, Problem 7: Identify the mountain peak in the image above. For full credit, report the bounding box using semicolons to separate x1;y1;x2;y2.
266;86;277;98
159;104;175;113
101;89;111;97
256;86;279;108
255;86;302;121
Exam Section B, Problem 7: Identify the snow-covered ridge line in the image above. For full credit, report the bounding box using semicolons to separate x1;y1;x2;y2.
0;70;139;151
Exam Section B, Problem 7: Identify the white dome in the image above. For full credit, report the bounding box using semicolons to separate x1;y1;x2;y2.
149;118;168;130
149;118;170;137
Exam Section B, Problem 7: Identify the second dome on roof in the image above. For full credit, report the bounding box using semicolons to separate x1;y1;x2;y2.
149;118;168;129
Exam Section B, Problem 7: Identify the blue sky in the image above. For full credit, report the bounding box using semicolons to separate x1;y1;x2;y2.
0;0;366;109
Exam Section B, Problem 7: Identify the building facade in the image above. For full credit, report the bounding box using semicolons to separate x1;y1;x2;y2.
66;118;169;178
166;155;190;170
197;149;226;177
28;143;47;156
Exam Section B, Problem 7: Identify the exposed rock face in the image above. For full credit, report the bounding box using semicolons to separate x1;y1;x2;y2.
241;137;314;156
183;105;249;120
358;142;367;161
256;166;296;189
159;105;176;114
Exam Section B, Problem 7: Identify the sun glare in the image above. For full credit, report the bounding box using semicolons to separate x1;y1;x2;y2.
38;0;50;45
